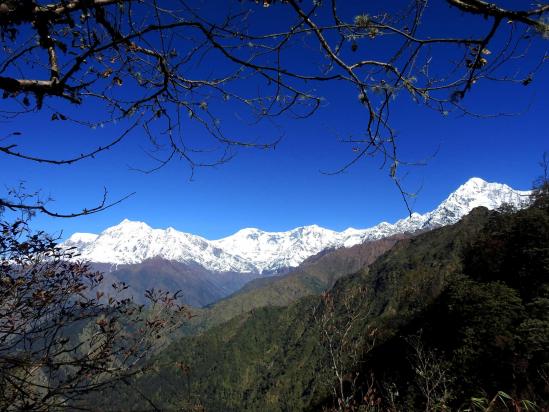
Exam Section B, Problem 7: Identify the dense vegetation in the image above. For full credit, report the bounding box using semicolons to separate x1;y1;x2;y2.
93;196;548;411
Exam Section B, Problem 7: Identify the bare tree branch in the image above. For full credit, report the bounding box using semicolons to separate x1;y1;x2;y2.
0;0;546;213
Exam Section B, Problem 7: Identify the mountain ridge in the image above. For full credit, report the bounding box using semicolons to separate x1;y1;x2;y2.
64;177;530;273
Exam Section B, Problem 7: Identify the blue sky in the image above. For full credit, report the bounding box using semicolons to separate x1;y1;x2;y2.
1;1;547;240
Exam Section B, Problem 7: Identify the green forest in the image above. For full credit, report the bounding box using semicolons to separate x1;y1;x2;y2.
88;189;549;411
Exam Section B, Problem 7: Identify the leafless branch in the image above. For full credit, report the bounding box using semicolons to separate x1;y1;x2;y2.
0;0;546;212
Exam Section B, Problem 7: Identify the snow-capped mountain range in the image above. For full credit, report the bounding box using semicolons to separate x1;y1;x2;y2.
64;178;530;274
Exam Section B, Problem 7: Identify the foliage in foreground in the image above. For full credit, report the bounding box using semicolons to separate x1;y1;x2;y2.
0;217;187;410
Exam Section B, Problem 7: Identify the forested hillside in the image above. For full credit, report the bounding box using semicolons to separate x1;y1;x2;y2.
94;195;549;411
184;235;405;335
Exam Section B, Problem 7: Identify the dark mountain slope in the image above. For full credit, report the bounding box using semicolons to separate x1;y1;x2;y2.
95;258;259;307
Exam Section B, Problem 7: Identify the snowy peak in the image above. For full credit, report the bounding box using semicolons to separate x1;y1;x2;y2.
64;233;99;249
425;178;529;227
212;224;341;272
64;178;530;274
66;219;256;273
105;218;151;231
442;177;527;209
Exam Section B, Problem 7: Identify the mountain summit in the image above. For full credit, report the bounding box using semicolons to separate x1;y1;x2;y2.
64;178;530;274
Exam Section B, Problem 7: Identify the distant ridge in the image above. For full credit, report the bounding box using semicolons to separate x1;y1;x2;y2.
64;178;530;274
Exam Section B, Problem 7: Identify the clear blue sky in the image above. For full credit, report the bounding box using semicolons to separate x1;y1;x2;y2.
1;1;547;240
